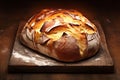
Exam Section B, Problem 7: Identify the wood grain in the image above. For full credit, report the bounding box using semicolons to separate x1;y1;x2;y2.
8;20;114;73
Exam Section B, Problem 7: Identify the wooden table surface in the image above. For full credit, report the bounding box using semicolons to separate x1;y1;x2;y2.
0;0;120;80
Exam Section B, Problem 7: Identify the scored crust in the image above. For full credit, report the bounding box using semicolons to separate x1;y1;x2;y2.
20;9;100;62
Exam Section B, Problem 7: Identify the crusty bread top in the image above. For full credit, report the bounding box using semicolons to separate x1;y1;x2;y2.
24;9;98;56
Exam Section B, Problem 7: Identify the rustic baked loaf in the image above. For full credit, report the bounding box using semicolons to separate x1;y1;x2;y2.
20;9;100;62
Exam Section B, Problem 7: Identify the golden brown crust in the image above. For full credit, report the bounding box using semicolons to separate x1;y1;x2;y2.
20;9;100;62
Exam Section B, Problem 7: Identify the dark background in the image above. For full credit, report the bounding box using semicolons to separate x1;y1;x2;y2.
0;0;120;26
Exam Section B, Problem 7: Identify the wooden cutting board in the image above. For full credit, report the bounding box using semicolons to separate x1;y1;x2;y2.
8;20;114;73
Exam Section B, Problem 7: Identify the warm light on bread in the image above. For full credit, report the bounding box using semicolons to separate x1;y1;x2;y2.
20;9;100;62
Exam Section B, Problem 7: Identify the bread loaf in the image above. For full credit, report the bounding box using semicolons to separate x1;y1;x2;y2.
20;9;100;62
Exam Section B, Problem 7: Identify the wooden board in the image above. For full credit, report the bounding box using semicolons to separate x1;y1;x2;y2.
8;20;114;73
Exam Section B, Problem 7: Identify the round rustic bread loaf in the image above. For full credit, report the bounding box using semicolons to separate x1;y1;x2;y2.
20;9;100;62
